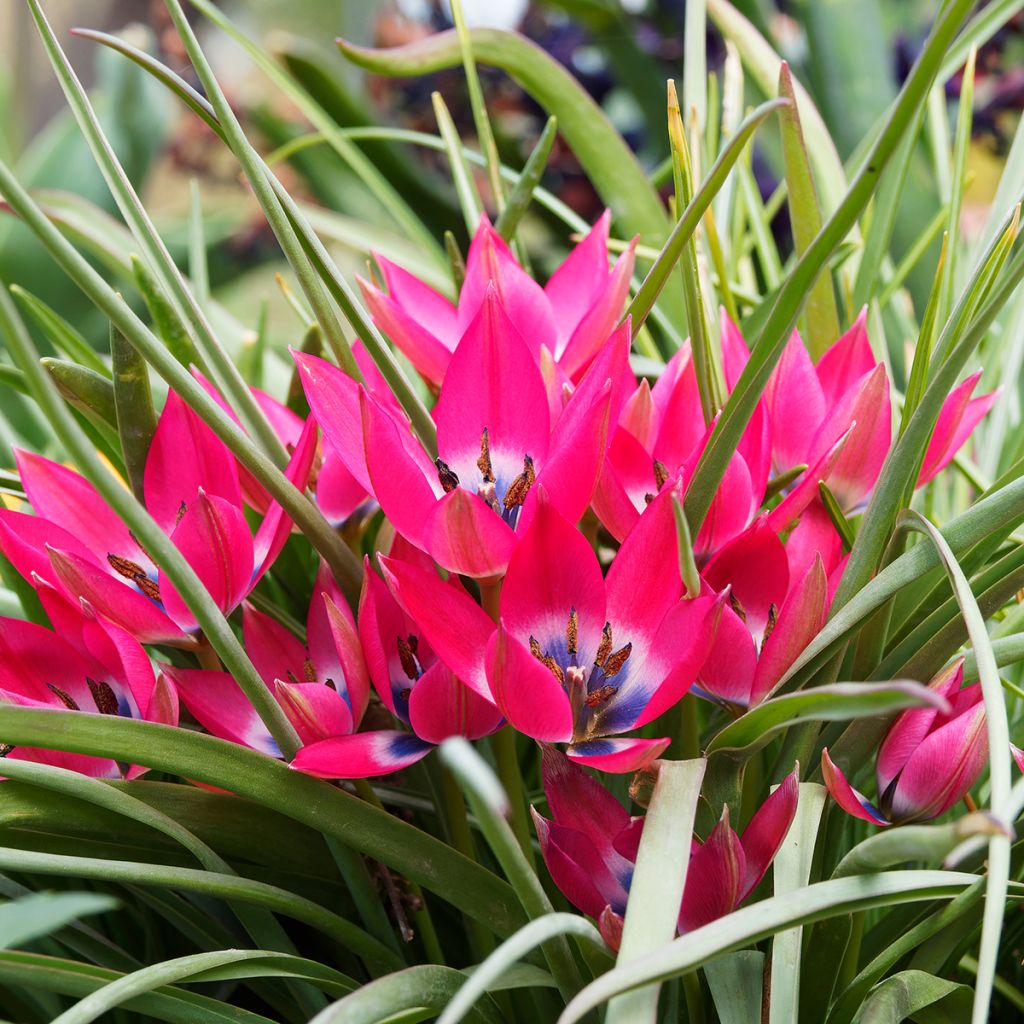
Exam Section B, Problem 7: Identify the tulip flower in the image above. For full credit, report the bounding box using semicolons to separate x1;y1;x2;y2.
697;518;829;707
163;564;370;760
0;588;176;778
382;489;723;772
593;316;771;556
297;288;618;579
0;391;316;646
765;313;994;512
290;538;503;778
532;748;798;943
360;212;635;388
822;660;992;825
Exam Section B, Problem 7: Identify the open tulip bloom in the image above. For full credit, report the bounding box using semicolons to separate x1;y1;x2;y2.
3;11;1024;1017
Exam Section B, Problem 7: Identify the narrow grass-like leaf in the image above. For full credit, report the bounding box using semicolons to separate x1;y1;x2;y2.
9;285;108;376
673;494;702;598
705;951;764;1024
900;513;1012;1024
41;359;117;435
0;893;117;952
187;178;209;306
778;63;839;358
607;759;705;1024
440;738;583;1004
130;257;199;369
432;91;484;233
494;115;557;241
685;0;976;536
854;971;972;1024
110;321;156;503
706;682;943;757
439;915;603;1024
768;783;826;1024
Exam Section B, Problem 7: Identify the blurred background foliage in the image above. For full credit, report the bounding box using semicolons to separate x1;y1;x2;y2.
0;0;1020;459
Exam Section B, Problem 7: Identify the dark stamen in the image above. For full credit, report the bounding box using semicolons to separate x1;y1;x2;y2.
399;687;412;702
762;603;779;644
503;455;536;510
566;608;579;658
653;459;669;490
47;683;80;711
86;677;119;716
397;636;419;680
175;500;188;527
303;658;317;682
0;744;13;758
435;458;460;493
643;493;656;505
528;635;564;685
108;554;161;602
602;643;633;678
595;622;613;668
407;634;419;654
728;592;747;623
585;684;617;708
477;427;495;483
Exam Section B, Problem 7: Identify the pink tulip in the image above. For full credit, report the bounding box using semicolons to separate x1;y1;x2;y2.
162;563;370;761
290;539;503;778
822;660;992;825
0;586;177;778
0;391;316;646
381;489;723;773
297;289;620;579
533;749;797;941
359;212;636;388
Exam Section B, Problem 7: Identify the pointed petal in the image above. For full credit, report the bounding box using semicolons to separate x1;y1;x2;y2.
242;603;306;689
822;748;889;825
695;601;758;706
379;554;494;699
163;666;279;757
422;488;517;578
566;736;669;774
408;660;503;743
500;498;605;658
291;730;433;779
766;428;852;538
541;744;632;840
143;391;242;532
0;508;102;592
679;811;746;932
310;585;371;724
918;373;996;486
764;333;826;468
274;679;354;745
598;907;625;951
590;429;650;542
316;446;369;526
739;767;798;902
160;492;254;630
485;627;573;743
652;352;705;473
751;555;828;705
544;211;613;350
376;255;459;347
815;309;874;406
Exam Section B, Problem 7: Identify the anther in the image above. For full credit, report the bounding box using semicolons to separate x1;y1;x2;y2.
303;658;317;682
399;687;412;702
47;683;80;711
728;592;747;623
86;677;119;716
503;455;536;510
108;554;161;603
566;608;579;658
653;460;669;490
762;603;779;644
435;458;460;493
595;622;613;667
585;684;617;708
396;636;419;680
477;428;495;483
529;635;565;685
602;643;632;678
0;744;12;758
175;500;188;527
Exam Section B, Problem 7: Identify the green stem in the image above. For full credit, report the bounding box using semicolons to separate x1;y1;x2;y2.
682;971;706;1024
678;694;700;761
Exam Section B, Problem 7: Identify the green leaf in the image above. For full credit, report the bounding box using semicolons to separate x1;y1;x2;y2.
431;91;484;233
607;759;706;1024
854;970;972;1024
110;321;156;503
9;285;107;375
0;707;524;940
558;871;986;1023
705;951;765;1024
494;115;557;242
0;893;117;951
706;682;944;757
41;359;118;437
777;63;840;358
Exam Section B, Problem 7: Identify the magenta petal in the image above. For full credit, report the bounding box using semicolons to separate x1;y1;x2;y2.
541;744;632;841
0;509;102;592
566;736;669;774
310;585;371;725
160;492;254;630
739;767;798;902
750;555;828;705
293;351;373;493
500;498;605;657
291;730;433;779
696;602;758;706
242;603;307;689
163;666;279;757
316;447;369;526
889;704;988;822
435;288;551;477
360;276;455;385
15;450;143;565
590;429;651;542
143;391;242;532
544;211;613;351
918;373;996;486
679;811;746;933
766;429;851;538
815;309;874;406
408;660;503;744
485;627;573;743
46;546;188;645
765;333;826;469
376;255;459;347
274;679;354;745
422;488;517;579
379;554;495;699
822;748;889;826
533;809;625;919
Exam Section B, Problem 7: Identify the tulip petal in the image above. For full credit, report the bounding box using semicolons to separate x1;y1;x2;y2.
739;767;798;902
918;373;996;486
541;744;632;842
485;627;573;743
566;736;669;773
291;730;433;778
243;603;307;689
310;587;371;724
821;748;889;825
408;660;503;743
316;447;369;526
0;508;101;592
376;255;459;347
274;679;354;745
679;810;746;933
422;488;517;579
815;309;874;406
765;333;826;469
695;602;758;706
